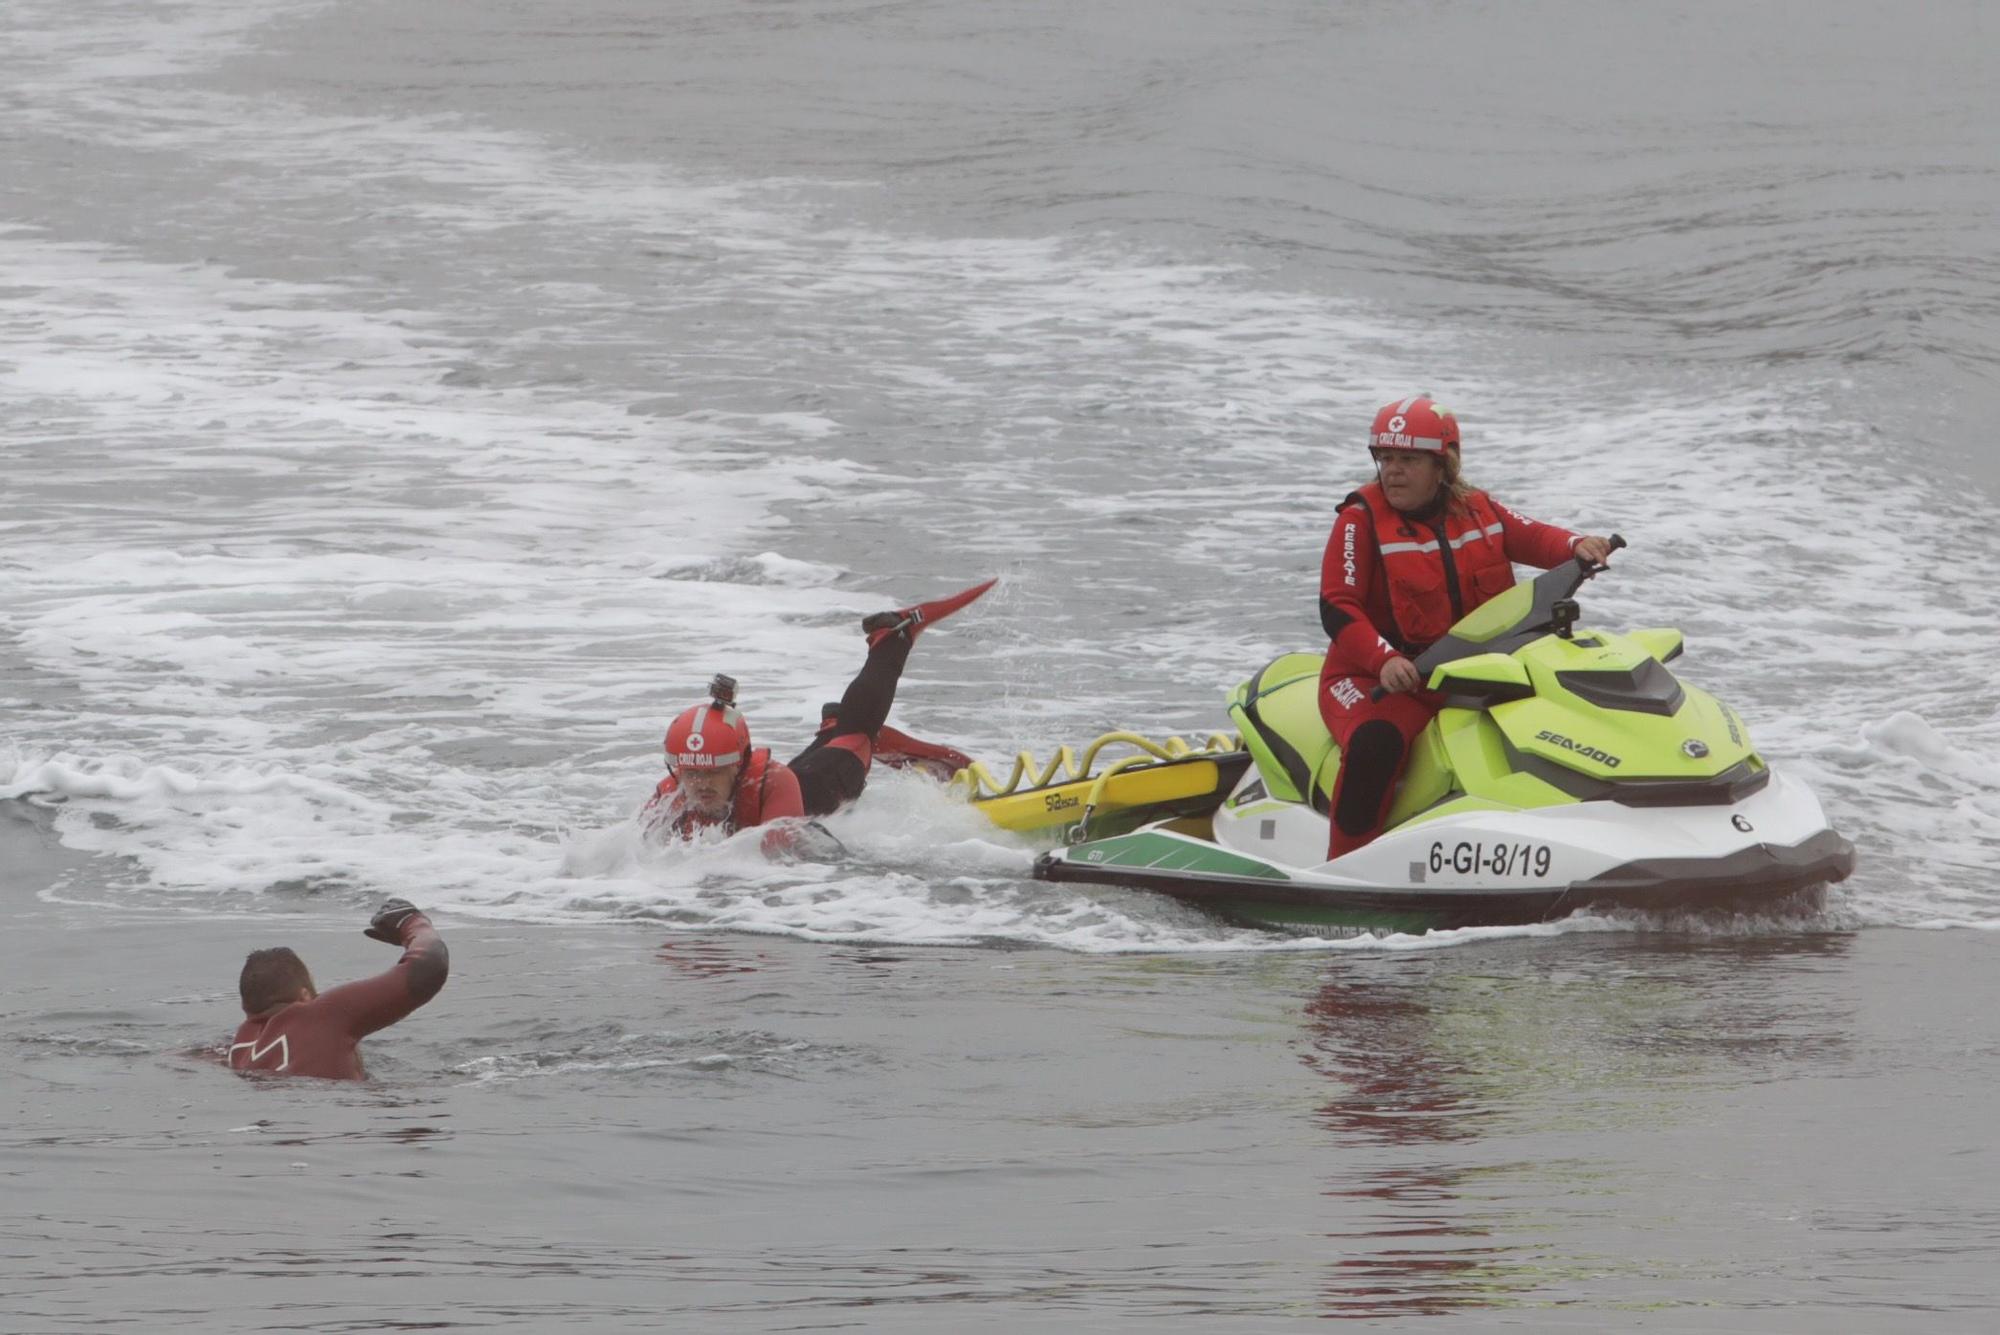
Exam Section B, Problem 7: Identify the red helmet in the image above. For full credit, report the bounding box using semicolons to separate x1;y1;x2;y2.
664;701;750;770
1369;396;1459;454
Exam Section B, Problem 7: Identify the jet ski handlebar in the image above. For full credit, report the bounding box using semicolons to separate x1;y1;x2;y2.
1582;532;1627;574
1367;532;1627;701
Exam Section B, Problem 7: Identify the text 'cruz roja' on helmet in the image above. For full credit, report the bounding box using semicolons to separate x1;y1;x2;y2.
1369;396;1459;454
664;674;749;769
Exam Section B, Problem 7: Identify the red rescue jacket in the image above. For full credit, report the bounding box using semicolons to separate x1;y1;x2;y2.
643;746;805;840
1320;482;1581;677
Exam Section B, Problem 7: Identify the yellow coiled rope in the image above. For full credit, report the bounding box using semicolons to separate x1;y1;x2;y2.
948;731;1242;801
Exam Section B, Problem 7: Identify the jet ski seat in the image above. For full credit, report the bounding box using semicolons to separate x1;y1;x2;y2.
1228;652;1457;824
1227;654;1340;814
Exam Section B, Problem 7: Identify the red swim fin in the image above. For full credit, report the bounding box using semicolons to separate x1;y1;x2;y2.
863;577;997;646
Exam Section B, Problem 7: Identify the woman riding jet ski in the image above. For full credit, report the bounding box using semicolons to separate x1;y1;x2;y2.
1319;396;1614;860
1031;402;1855;932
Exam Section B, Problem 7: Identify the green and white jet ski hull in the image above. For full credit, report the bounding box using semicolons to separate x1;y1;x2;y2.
1035;763;1854;934
1032;543;1856;935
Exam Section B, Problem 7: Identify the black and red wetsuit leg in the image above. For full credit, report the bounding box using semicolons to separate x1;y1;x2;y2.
1317;664;1442;861
786;632;913;817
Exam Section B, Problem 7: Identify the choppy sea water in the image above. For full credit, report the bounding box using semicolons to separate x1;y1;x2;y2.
4;0;1998;1328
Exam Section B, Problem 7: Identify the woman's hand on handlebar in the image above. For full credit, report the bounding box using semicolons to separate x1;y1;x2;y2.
1379;656;1423;694
1574;535;1615;566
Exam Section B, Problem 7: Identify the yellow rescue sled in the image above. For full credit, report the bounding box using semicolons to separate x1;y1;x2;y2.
950;732;1248;842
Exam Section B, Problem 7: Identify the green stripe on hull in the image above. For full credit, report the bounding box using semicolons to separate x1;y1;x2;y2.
1069;831;1291;881
1210;900;1452;936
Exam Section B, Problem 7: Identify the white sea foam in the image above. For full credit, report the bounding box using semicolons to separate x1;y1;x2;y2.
4;0;1996;947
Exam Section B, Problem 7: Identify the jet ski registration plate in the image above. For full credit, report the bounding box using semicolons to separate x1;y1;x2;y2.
1428;841;1553;878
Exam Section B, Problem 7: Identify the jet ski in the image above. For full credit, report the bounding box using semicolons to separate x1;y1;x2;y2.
1032;538;1856;934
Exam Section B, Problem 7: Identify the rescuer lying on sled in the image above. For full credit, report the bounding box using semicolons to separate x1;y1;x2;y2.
640;580;992;845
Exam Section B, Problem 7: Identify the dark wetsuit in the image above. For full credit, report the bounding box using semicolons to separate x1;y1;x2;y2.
228;916;449;1080
785;633;913;817
645;631;970;840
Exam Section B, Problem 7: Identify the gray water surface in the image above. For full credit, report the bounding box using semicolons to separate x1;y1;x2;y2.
7;888;1998;1331
6;0;2000;1328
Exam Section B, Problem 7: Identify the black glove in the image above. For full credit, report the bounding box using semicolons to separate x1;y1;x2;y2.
364;898;424;944
800;821;849;859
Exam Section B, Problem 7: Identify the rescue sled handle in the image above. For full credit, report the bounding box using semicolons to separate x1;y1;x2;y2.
948;730;1242;800
1370;532;1628;701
